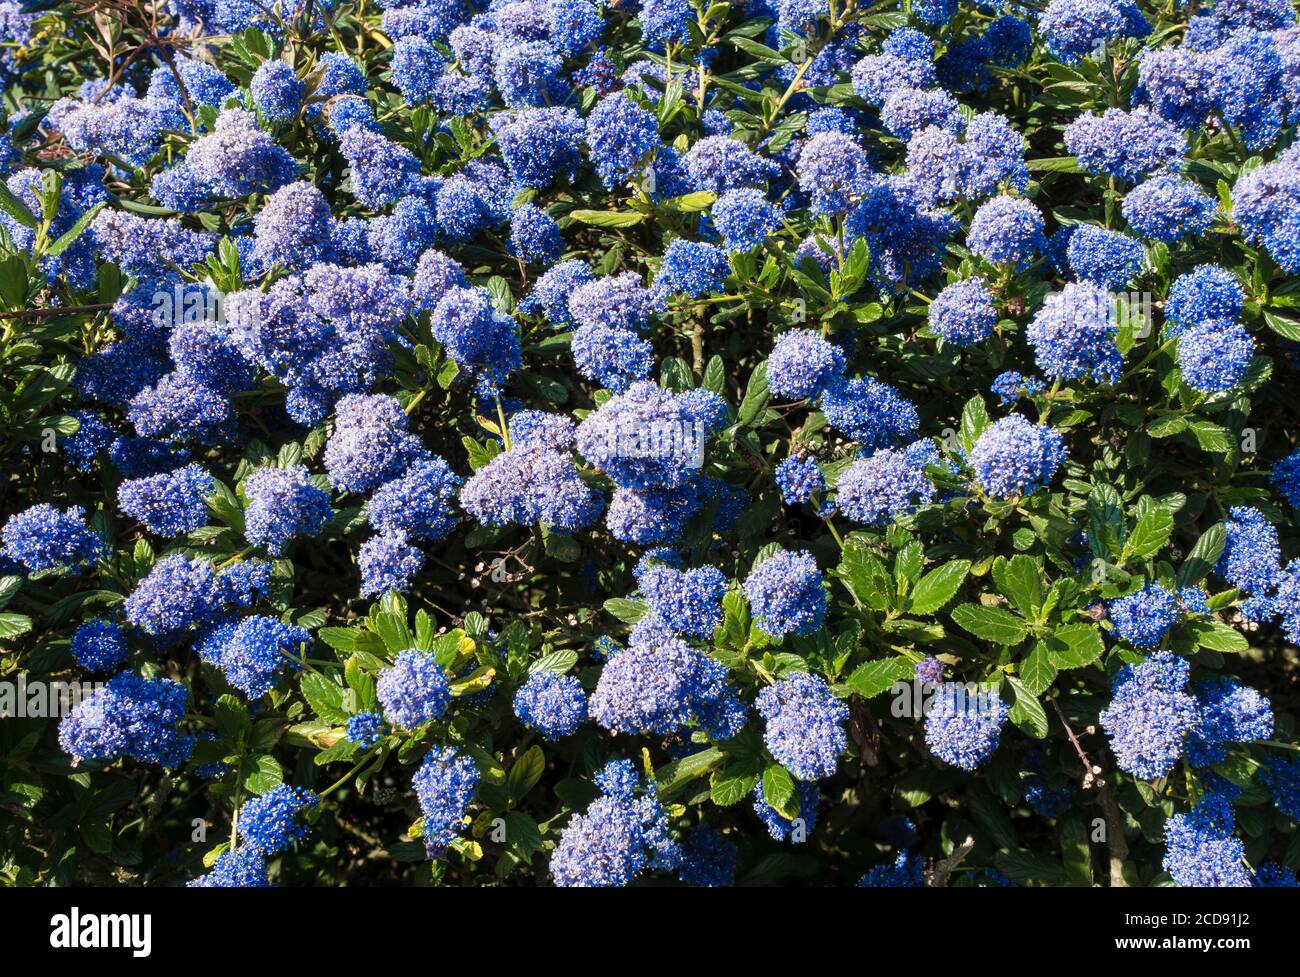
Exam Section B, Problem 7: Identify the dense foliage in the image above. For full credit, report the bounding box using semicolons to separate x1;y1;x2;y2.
1;0;1300;888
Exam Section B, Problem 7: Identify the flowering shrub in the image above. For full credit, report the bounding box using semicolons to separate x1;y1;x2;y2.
3;0;1300;890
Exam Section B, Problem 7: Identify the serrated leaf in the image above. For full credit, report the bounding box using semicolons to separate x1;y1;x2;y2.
300;672;349;724
761;764;800;821
0;612;33;639
603;598;646;623
45;201;106;257
529;649;579;673
702;355;726;394
0;179;37;229
845;657;912;698
991;555;1042;619
1188;420;1233;454
1178;523;1226;587
569;209;645;227
1045;623;1104;669
214;693;250;742
1125;507;1174;561
1006;676;1048;738
0;576;21;611
507;745;545;804
951;603;1028;645
372;611;414;655
1018;642;1059;696
1185;618;1250;653
710;761;761;806
243;754;283;793
737;360;770;427
959;396;991;451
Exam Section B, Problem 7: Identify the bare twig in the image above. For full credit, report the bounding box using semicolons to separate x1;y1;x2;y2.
1050;698;1129;887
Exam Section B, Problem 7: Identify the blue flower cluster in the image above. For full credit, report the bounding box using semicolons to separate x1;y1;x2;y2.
589;630;744;740
237;785;318;855
755;673;849;781
1100;651;1199;779
550;760;681;886
513;670;588;739
377;650;452;729
1162;790;1249;888
1;505;102;573
924;682;1009;771
743;549;827;640
198;614;311;699
117;464;213;537
413;746;480;855
59;673;193;767
244;466;333;555
969;415;1067;500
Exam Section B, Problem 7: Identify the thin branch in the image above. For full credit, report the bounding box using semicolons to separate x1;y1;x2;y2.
1050;698;1128;887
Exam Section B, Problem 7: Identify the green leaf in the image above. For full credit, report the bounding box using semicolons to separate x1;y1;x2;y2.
243;754;284;793
0;576;21;611
542;530;580;562
0;254;29;309
659;356;694;392
507;745;545;804
1264;309;1300;341
907;559;971;614
45;201;106;257
737;360;770;427
1188;420;1233;454
710;761;762;806
1177;522;1226;587
0;612;33;639
300;673;349;724
1045;623;1104;669
205;480;245;533
313;739;359;766
845;657;912;698
959;396;991;451
1125;507;1174;561
655;747;724;801
1086;483;1126;559
669;191;717;212
837;540;892;610
702;355;726;394
569;209;645;227
967;784;1019;849
1026;156;1083;173
951;604;1028;645
0;179;37;229
990;555;1042;619
1006;676;1048;738
344;656;378;711
529;649;579;673
729;35;787;61
503;810;542;859
1147;415;1188;438
894;540;924;588
81;820;113;855
994;848;1074;885
603;598;647;624
1018;643;1059;696
372;611;414;655
761;764;800;821
317;626;383;655
1185;619;1250;653
214;693;251;742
